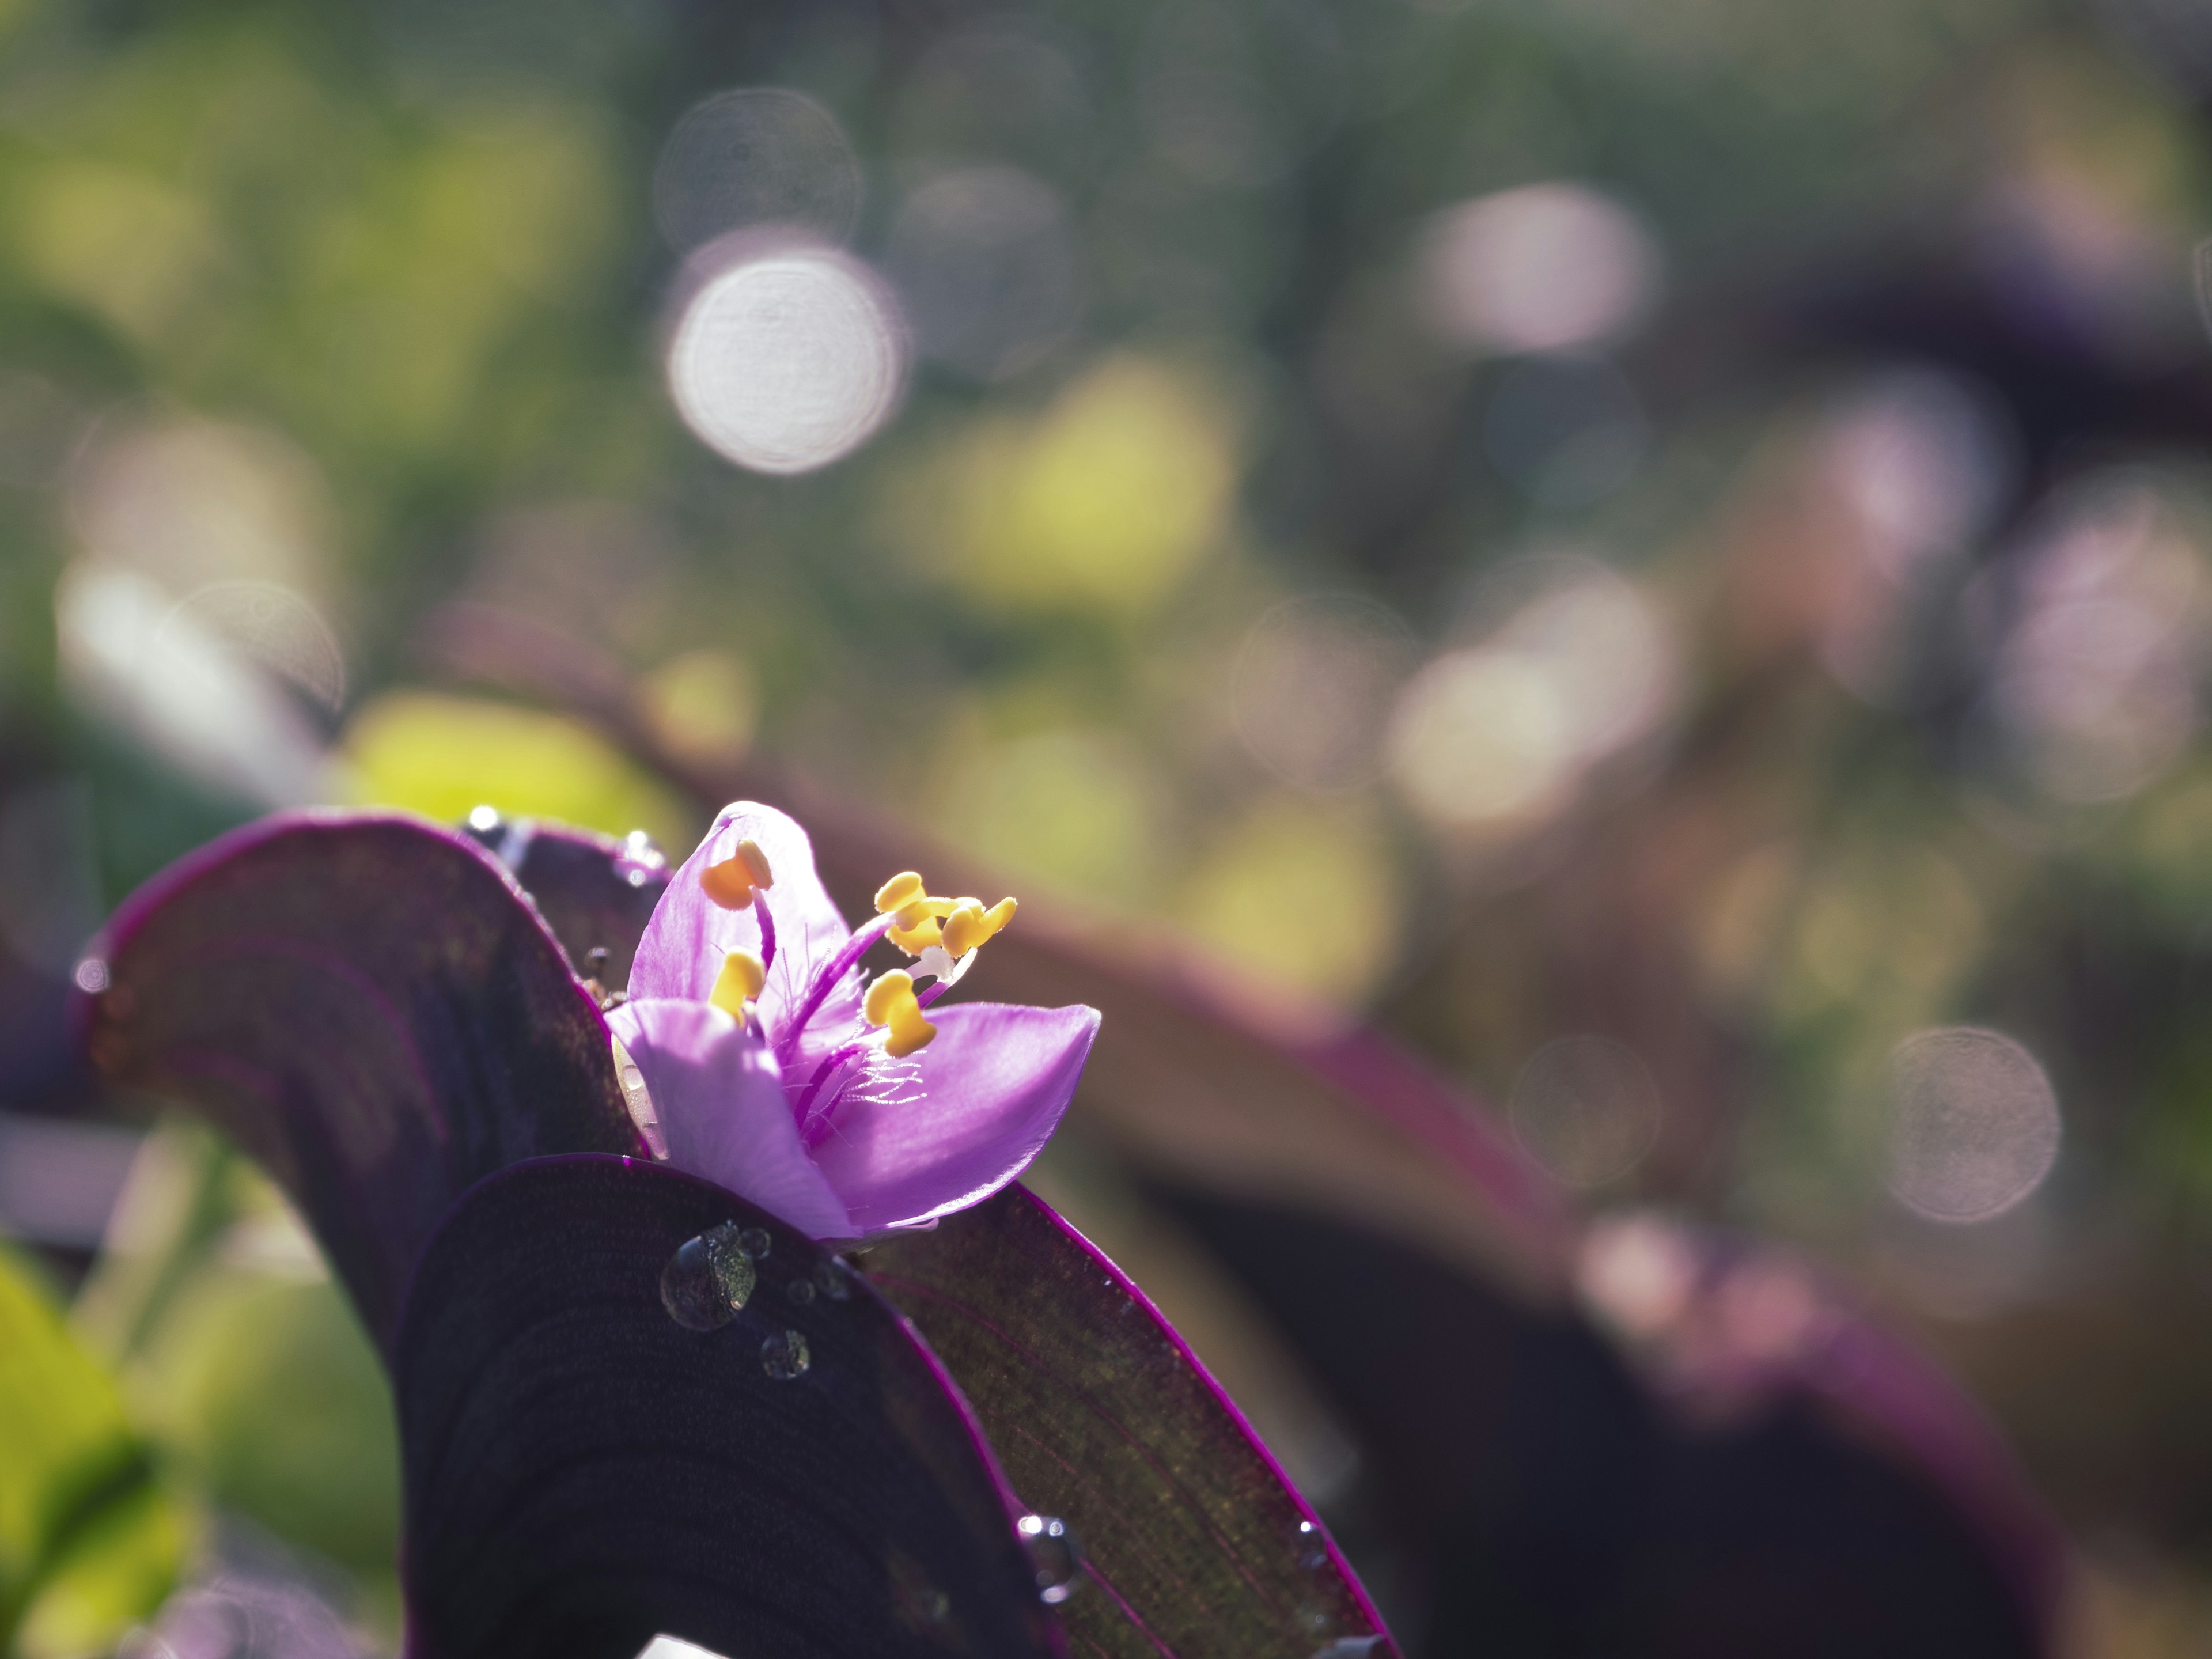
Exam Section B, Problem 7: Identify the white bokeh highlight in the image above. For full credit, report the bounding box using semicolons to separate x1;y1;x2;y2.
667;242;908;476
1887;1027;2062;1224
1418;183;1661;355
1387;557;1676;833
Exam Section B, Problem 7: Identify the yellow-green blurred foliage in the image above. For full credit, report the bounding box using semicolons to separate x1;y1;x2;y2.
343;691;694;849
0;1247;180;1658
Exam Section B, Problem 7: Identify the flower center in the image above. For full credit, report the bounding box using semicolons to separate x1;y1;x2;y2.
698;849;1016;1065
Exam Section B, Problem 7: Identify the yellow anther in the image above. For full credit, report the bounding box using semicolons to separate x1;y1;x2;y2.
884;890;960;956
862;970;937;1058
875;871;927;913
941;901;990;957
887;912;943;954
709;949;766;1018
701;839;774;909
942;895;1018;957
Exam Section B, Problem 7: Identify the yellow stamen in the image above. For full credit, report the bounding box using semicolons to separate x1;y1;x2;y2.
875;871;927;913
886;895;958;953
862;970;937;1058
709;949;766;1018
887;913;943;953
940;901;990;957
701;838;774;909
942;895;1018;957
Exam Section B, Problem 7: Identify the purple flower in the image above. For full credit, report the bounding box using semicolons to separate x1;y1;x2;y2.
604;802;1100;1240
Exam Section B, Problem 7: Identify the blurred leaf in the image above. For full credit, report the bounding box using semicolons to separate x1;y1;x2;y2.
141;1269;399;1576
343;692;692;851
1166;1191;2059;1658
85;812;642;1351
0;1245;180;1658
864;1184;1396;1659
396;1156;1059;1659
887;355;1240;615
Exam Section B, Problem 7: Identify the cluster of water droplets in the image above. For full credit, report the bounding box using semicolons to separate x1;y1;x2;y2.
760;1328;812;1380
660;1220;822;1380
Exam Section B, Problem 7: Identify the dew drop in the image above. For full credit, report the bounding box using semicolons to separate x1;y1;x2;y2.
762;1328;811;1379
738;1226;771;1260
786;1277;816;1305
73;957;110;994
1016;1514;1081;1604
660;1222;757;1330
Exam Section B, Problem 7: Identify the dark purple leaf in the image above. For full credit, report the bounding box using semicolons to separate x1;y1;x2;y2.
861;1184;1396;1659
456;811;668;994
1165;1191;2061;1658
79;812;641;1353
397;1155;1062;1659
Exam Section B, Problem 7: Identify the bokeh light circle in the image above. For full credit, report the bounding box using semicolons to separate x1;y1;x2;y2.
666;241;908;476
1232;594;1416;791
1419;182;1661;355
1509;1034;1664;1189
1887;1027;2062;1223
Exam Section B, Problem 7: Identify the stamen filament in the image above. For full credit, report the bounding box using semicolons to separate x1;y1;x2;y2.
774;911;898;1067
755;896;777;975
793;1040;871;1138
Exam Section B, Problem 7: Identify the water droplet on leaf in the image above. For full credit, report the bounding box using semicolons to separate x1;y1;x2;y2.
1016;1514;1081;1604
660;1222;757;1330
738;1226;771;1260
786;1277;816;1305
762;1328;811;1379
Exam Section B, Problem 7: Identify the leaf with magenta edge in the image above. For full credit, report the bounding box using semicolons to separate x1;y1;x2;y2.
77;810;642;1355
397;1154;1062;1659
456;810;668;994
862;1184;1397;1659
79;812;1073;1657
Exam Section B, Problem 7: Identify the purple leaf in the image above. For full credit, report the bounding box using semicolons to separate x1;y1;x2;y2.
396;1155;1062;1659
861;1184;1397;1659
79;812;641;1353
457;812;669;993
1166;1193;2061;1656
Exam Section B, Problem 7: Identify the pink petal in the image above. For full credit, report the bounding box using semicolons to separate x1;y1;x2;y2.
605;998;856;1239
810;1002;1100;1234
627;803;859;1035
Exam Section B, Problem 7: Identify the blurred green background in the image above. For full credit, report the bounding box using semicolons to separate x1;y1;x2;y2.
7;0;2212;1650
